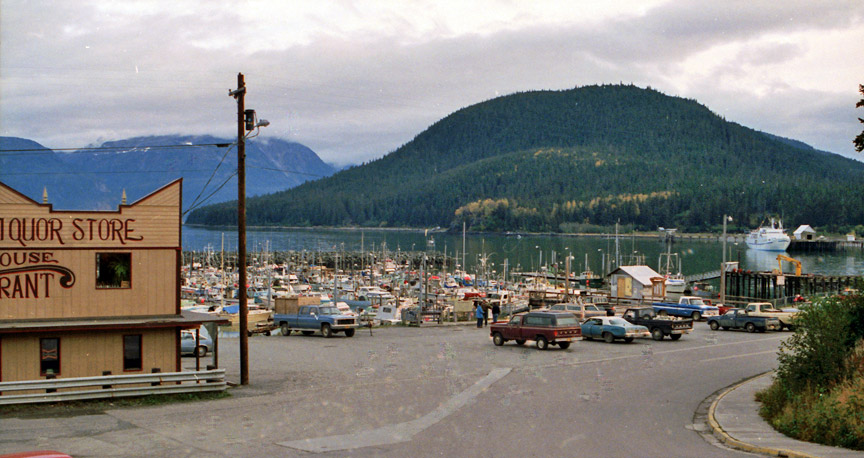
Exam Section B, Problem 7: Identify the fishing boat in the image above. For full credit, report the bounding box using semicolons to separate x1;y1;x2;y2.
658;252;685;294
218;304;274;331
745;219;791;251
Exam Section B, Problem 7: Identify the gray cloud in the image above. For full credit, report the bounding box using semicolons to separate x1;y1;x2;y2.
2;0;862;166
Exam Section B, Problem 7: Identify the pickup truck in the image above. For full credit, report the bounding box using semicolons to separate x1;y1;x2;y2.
274;305;358;337
621;307;693;341
652;296;719;321
490;311;581;350
707;308;782;333
742;302;799;331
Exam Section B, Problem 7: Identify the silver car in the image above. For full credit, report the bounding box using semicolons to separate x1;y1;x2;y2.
181;326;213;357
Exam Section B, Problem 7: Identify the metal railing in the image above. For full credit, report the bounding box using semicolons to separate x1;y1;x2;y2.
0;369;226;405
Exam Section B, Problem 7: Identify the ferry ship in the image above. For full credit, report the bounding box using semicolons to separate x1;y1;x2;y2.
745;219;791;251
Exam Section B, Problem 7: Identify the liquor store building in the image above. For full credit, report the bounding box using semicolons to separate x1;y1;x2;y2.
0;179;220;383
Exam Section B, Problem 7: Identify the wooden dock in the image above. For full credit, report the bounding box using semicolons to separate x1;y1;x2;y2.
788;240;864;253
723;270;862;302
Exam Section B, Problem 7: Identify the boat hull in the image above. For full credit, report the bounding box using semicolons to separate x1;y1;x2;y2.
745;237;790;251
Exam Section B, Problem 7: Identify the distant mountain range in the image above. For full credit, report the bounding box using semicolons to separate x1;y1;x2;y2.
185;84;864;233
0;135;336;215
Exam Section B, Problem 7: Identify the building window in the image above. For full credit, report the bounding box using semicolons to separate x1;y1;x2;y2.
96;253;131;288
40;338;60;376
123;334;142;371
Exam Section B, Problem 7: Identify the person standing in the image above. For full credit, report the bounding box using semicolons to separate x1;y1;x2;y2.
491;302;500;324
475;302;484;328
481;300;490;327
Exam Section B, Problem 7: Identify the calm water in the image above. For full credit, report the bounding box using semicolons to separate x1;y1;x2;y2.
183;226;864;278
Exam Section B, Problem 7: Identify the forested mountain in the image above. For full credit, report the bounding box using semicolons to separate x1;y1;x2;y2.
185;84;864;233
0;135;335;213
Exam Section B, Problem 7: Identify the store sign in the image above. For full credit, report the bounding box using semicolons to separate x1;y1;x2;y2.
0;217;143;247
0;251;75;299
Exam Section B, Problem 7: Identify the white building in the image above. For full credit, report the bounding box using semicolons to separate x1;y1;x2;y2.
793;225;816;241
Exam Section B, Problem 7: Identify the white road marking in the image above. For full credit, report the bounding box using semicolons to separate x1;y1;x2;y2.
277;367;512;453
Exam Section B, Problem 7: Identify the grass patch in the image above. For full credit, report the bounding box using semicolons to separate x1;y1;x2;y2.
758;373;864;450
2;390;231;419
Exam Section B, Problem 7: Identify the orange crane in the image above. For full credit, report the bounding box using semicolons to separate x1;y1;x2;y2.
776;254;802;276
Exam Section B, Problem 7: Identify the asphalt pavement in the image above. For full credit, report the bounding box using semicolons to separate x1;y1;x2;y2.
1;321;862;457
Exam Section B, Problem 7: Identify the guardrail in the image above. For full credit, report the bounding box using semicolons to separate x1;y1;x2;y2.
0;369;226;405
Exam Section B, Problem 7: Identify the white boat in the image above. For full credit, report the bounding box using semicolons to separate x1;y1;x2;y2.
658;252;686;294
746;219;791;251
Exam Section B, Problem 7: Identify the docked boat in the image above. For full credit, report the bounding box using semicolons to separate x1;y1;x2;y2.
218;304;274;331
658;252;686;294
746;219;791;251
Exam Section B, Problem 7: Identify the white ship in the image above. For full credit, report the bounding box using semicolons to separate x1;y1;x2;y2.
745;219;791;251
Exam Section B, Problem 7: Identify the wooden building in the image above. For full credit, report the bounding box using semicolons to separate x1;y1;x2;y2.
0;180;222;383
607;265;665;300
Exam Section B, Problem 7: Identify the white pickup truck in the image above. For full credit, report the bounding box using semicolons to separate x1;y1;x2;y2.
742;302;799;331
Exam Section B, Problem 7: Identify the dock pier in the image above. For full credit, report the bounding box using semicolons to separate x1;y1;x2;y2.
723;270;862;303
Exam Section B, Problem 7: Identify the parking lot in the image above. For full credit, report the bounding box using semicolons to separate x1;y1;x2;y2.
3;322;786;457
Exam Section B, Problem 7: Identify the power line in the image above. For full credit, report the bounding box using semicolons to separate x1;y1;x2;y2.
0;169;232;176
246;165;329;178
0;142;232;156
183;172;239;216
186;143;237;212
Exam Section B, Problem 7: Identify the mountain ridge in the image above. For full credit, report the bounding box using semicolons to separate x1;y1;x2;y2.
0;135;336;214
185;84;864;232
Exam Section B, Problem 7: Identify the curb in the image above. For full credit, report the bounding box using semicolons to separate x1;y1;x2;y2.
707;372;820;458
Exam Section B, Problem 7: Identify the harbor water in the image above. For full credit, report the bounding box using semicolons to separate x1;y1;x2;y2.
183;226;864;278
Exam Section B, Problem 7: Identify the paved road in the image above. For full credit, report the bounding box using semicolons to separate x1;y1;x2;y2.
1;323;785;457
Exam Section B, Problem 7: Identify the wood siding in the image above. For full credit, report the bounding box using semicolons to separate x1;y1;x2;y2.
1;249;176;319
1;180;180;320
0;329;177;382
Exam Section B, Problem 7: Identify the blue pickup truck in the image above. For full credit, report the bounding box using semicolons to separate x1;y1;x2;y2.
652;296;719;321
274;304;358;338
707;308;781;333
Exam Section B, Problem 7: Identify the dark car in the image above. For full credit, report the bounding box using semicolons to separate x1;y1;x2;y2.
707;309;781;333
621;307;693;341
490;311;582;350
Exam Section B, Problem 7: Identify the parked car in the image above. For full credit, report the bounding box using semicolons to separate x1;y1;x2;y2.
489;311;582;350
652;296;720;320
549;302;606;320
707;309;781;333
621;307;693;341
580;294;616;316
181;326;213;357
274;304;358;337
581;316;650;343
742;302;799;331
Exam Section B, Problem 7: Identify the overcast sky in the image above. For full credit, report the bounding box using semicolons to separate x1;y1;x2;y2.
2;0;862;166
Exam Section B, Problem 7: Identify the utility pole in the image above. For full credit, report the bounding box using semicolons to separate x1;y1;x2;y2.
230;73;249;385
720;215;731;307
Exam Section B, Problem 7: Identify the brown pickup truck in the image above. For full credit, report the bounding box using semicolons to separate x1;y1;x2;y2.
490;311;582;350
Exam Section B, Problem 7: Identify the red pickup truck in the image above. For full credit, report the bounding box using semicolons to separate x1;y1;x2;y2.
490;311;582;350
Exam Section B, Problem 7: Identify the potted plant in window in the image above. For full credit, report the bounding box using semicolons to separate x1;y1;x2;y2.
110;259;130;288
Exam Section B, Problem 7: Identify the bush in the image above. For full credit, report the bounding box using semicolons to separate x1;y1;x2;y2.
775;295;864;393
765;367;864;450
758;294;864;450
